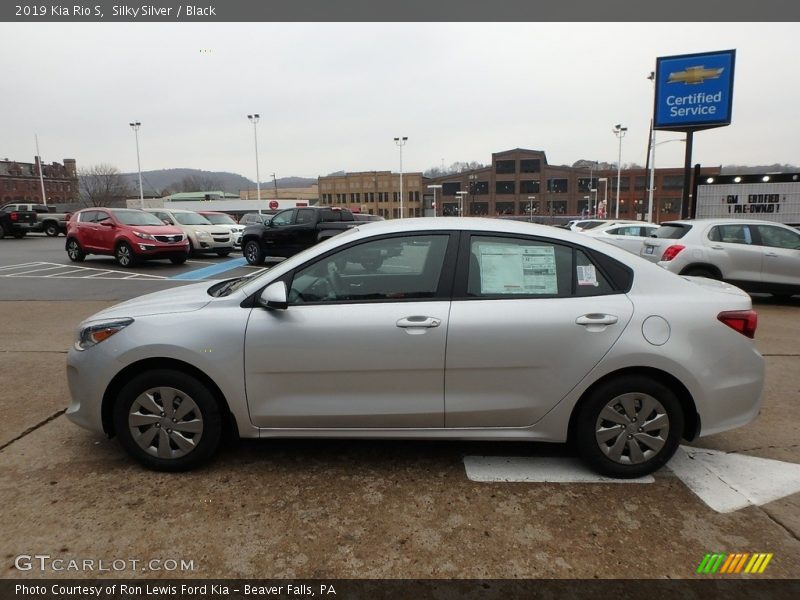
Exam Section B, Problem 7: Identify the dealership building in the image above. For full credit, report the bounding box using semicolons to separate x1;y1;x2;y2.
318;148;721;223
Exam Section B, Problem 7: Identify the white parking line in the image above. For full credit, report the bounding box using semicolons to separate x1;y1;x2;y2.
0;262;43;271
45;268;88;277
6;265;71;276
463;456;654;484
0;261;168;280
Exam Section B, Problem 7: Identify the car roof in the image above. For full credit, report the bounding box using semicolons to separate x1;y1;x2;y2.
661;218;795;226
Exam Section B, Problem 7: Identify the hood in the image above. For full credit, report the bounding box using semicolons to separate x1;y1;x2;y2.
130;225;185;236
83;282;213;322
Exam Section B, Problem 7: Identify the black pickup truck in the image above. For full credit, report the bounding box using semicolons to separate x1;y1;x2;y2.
0;205;38;239
242;207;360;265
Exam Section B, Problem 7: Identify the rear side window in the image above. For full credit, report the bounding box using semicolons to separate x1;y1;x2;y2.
78;211;97;223
708;224;752;245
465;235;614;298
296;209;316;225
654;224;692;239
755;225;800;249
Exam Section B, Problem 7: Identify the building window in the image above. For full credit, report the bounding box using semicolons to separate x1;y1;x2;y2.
547;179;568;193
577;178;597;193
495;202;515;215
519;200;539;215
660;198;680;213
442;202;459;216
442;182;462;196
634;176;647;190
610;177;631;192
662;175;684;190
520;180;540;194
495;160;515;174
496;181;515;195
548;200;567;214
470;202;489;216
470;181;489;195
520;159;540;173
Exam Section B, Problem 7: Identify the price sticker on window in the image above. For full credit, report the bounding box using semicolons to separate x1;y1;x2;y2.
577;265;599;287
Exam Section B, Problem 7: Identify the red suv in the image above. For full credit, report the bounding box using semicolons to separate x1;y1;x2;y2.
65;208;190;267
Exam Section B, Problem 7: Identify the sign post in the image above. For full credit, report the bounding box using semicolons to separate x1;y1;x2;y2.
653;49;736;218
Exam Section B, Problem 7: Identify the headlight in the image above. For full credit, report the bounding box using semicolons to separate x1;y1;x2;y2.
195;230;212;238
133;231;156;240
76;318;134;351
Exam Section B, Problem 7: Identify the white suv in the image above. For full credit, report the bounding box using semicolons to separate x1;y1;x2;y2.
640;218;800;299
146;208;234;257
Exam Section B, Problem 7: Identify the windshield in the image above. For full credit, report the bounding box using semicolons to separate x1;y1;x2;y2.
113;210;165;226
203;214;237;225
173;212;212;226
653;224;692;239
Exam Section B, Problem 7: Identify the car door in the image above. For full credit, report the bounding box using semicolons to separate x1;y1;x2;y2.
77;210;100;250
706;224;763;283
261;209;298;256
93;210;116;253
445;233;634;428
753;224;800;286
244;232;457;428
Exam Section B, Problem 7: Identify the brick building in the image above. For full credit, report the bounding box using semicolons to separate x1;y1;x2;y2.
317;171;425;218
0;157;79;206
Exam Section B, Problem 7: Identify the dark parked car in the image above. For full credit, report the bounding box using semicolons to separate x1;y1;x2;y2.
66;208;190;267
0;205;38;238
242;207;358;265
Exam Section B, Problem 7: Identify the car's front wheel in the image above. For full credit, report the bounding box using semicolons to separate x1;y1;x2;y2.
170;255;188;265
244;240;264;265
216;249;231;257
574;375;683;478
113;370;222;471
115;242;137;267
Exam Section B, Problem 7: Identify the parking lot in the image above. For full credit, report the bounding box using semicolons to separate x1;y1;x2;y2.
1;234;799;579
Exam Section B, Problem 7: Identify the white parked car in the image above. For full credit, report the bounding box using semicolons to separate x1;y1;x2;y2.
584;222;660;254
640;219;800;299
66;218;764;478
144;208;234;257
198;211;245;249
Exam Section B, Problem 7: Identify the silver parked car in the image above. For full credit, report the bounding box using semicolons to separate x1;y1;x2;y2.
66;218;764;478
583;222;660;254
640;219;800;299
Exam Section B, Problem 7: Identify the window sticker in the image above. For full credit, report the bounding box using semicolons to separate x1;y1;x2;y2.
476;243;557;295
577;264;599;287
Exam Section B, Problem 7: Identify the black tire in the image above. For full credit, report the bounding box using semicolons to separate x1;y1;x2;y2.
244;240;264;265
44;222;59;237
574;375;684;479
216;249;232;257
115;242;137;267
13;230;26;239
0;225;6;239
683;267;716;279
66;238;85;262
113;369;222;472
170;254;188;265
187;239;196;257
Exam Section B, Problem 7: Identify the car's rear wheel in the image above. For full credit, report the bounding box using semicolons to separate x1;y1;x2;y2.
44;222;59;237
66;238;85;262
115;242;137;267
113;370;222;471
13;231;26;239
683;267;717;279
574;375;683;478
244;240;264;265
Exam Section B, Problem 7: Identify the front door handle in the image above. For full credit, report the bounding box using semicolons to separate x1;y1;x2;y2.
710;245;725;250
396;316;441;329
575;314;619;326
765;252;778;257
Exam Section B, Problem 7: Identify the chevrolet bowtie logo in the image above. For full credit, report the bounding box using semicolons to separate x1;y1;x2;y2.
668;65;725;85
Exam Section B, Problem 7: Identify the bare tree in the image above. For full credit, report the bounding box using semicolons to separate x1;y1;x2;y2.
180;174;223;192
79;164;132;207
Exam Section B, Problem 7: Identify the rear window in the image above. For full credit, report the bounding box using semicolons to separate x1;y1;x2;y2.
653;224;691;239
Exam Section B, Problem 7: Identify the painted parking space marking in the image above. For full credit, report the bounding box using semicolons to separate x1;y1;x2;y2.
170;256;248;280
463;456;655;484
667;446;800;513
0;261;167;280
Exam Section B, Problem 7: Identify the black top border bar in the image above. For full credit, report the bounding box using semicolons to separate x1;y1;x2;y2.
4;0;800;22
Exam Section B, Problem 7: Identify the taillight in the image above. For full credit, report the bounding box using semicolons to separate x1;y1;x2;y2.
10;212;18;221
718;310;758;339
661;244;685;261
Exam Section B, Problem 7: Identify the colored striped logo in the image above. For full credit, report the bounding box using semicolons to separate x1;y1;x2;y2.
697;553;773;574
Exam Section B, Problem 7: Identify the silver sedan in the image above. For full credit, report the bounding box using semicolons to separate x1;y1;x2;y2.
66;218;764;478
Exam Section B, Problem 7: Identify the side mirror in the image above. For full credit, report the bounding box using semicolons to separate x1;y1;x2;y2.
162;219;171;225
259;281;288;310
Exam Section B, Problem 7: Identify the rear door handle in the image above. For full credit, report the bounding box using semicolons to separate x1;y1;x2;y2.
396;316;441;329
765;252;778;257
710;245;725;250
575;314;619;326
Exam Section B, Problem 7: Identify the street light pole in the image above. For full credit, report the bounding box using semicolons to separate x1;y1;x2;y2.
527;196;536;222
649;138;687;223
597;177;608;217
613;124;628;219
455;191;467;216
129;121;144;205
427;184;442;217
394;136;408;219
247;114;261;203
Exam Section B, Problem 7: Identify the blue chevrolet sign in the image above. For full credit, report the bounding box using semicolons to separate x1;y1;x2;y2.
654;49;736;130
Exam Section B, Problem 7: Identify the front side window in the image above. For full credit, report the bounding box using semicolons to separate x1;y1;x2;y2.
270;210;296;227
289;235;450;304
466;236;613;298
755;225;800;249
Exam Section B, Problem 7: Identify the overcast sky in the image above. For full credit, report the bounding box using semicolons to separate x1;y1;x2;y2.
2;22;797;180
